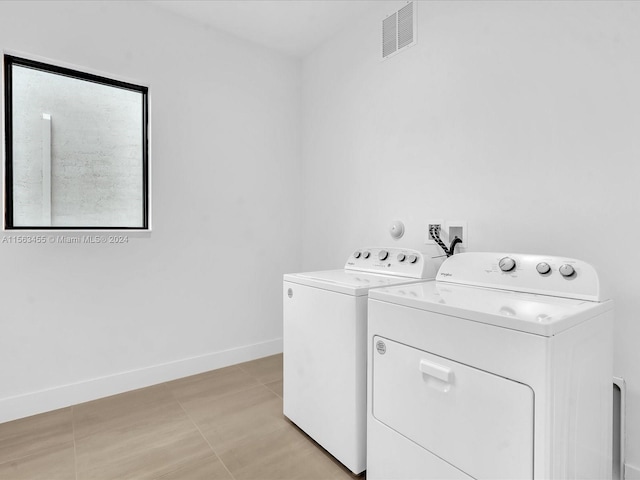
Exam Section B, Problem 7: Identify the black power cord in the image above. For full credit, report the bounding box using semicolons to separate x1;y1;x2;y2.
449;236;463;256
429;224;462;258
429;225;450;256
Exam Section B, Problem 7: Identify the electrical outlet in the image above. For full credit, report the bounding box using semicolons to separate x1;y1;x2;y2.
446;221;467;250
425;220;445;244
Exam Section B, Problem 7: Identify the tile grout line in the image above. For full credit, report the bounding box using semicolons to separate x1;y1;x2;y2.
172;365;265;401
0;361;284;480
235;364;264;385
235;358;284;400
263;378;283;398
0;408;77;468
169;388;237;480
168;378;267;406
236;359;283;389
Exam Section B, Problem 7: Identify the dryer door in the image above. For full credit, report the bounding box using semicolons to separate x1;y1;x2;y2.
372;336;534;480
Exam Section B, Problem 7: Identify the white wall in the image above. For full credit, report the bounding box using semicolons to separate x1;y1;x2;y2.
301;0;640;472
0;0;301;421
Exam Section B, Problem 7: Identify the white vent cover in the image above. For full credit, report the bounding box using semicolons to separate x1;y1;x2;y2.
382;2;416;60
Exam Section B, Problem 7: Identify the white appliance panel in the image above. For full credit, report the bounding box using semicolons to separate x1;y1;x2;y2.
372;336;534;480
283;247;440;474
437;252;604;301
284;269;428;296
283;281;367;473
367;252;613;480
345;247;439;279
368;281;611;336
368;420;473;480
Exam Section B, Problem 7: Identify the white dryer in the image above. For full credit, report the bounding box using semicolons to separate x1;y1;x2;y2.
367;252;613;480
283;247;442;474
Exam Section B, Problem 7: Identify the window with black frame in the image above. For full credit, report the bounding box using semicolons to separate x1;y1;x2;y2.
3;54;149;230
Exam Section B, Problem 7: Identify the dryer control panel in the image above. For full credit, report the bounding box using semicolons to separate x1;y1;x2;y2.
345;247;440;279
437;252;605;302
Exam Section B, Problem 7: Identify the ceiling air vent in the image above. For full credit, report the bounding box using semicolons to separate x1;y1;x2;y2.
382;1;417;60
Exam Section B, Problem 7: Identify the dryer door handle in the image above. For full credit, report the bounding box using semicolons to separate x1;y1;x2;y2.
419;359;453;383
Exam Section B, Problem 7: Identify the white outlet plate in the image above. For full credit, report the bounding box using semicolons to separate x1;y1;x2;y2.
446;220;467;251
425;219;445;244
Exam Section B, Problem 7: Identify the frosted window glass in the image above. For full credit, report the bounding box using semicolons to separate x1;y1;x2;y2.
4;56;149;229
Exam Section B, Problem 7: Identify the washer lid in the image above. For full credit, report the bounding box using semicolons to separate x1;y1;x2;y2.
368;281;613;336
284;270;425;296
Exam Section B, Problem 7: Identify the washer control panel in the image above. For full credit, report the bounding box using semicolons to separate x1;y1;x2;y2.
437;252;604;302
346;247;439;279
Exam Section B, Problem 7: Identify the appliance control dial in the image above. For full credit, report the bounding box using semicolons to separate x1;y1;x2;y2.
353;251;361;259
407;254;418;264
536;262;551;275
499;257;516;272
362;251;370;259
559;264;576;277
379;250;389;261
397;253;406;262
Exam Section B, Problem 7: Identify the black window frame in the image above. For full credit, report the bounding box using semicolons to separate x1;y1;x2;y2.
3;54;149;230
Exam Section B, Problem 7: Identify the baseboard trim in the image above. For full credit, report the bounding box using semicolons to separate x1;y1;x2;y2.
627;463;640;479
0;338;282;424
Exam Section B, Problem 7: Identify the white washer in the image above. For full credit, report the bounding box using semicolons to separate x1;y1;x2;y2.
367;252;613;480
283;247;442;474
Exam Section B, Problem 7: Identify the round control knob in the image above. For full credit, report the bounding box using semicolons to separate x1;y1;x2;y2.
353;251;361;259
536;262;551;275
362;251;370;259
559;264;576;277
397;253;406;262
379;250;389;261
499;257;516;272
407;254;418;264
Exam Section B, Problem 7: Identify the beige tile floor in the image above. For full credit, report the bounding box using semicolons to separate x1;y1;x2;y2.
0;354;361;480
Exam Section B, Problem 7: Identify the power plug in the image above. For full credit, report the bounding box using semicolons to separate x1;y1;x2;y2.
425;220;444;244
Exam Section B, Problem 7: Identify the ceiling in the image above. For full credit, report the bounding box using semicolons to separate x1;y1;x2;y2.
147;0;380;58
